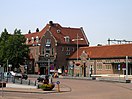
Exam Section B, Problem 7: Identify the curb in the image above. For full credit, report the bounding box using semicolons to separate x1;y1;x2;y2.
60;76;131;83
0;88;58;94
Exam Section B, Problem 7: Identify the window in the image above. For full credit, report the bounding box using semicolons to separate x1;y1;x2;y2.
46;39;51;43
41;48;44;55
97;64;102;70
62;47;64;51
115;59;120;63
36;48;38;55
72;47;74;52
66;47;70;51
46;50;50;54
97;60;102;62
105;65;111;70
52;48;54;55
46;39;51;47
57;29;61;33
66;52;70;55
31;37;34;43
36;36;39;43
64;36;70;43
46;47;50;54
26;38;28;44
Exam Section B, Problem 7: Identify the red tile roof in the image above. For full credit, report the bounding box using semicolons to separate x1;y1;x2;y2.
24;22;89;45
69;44;132;59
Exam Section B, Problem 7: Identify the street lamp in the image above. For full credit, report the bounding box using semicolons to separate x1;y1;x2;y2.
72;33;84;76
72;33;84;65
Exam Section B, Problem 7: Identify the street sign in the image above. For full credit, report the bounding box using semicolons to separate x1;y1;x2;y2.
56;81;60;84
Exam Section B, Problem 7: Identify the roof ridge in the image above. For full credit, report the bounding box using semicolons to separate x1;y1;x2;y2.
79;43;132;49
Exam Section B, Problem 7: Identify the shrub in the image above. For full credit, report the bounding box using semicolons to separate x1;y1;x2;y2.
39;83;55;91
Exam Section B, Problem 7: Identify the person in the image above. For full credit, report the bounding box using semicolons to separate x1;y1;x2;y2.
43;75;49;84
49;74;53;84
54;72;58;78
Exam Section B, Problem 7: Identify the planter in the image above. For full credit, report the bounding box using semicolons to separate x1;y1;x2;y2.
39;84;55;91
43;87;53;91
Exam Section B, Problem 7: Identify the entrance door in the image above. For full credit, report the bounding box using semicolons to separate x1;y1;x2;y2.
40;67;47;75
128;64;132;75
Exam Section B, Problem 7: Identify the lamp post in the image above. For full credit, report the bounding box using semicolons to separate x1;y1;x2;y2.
7;59;8;73
72;33;84;76
126;56;128;80
72;33;84;62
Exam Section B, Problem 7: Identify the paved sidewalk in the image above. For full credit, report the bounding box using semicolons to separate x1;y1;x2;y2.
6;83;37;89
0;83;56;94
1;83;68;94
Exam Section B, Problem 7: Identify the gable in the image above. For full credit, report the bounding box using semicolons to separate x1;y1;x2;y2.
24;21;89;46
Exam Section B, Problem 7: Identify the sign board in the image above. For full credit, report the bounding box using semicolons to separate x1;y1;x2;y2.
118;64;120;70
56;81;60;84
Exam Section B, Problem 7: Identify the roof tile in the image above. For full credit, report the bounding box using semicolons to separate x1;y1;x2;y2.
24;22;89;45
70;44;132;59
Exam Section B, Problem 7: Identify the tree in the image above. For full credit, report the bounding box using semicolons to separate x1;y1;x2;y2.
0;29;29;72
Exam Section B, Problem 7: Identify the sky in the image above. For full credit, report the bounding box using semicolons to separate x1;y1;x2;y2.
0;0;132;46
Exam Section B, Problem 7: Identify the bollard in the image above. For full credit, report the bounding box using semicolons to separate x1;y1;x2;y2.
20;78;22;84
28;80;30;85
56;81;60;92
34;80;36;86
13;77;15;83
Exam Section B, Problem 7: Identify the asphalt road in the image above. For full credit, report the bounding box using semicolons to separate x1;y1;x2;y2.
1;78;132;99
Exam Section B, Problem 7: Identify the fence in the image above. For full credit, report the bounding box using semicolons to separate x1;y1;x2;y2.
0;72;37;86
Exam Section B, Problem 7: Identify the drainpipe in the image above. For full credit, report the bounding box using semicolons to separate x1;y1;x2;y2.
126;56;128;80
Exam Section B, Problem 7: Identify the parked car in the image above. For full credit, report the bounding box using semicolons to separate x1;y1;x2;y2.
10;71;16;76
10;71;28;79
37;74;53;83
4;72;12;78
15;73;22;78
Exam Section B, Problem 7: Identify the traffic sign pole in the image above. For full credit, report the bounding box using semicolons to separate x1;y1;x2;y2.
56;81;60;92
118;64;120;82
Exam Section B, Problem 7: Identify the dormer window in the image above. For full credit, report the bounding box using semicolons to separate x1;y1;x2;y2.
64;36;70;43
26;38;28;44
31;37;34;43
36;36;39;43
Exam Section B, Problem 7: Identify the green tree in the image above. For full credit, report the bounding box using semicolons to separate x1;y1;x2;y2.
0;29;29;71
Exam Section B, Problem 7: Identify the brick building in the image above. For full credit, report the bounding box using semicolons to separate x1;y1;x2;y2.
25;21;89;74
68;44;132;77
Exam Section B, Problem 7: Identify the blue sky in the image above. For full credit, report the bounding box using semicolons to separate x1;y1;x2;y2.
0;0;132;45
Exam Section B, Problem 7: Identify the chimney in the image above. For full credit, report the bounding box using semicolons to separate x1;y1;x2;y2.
49;21;54;26
36;28;39;32
28;30;31;34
